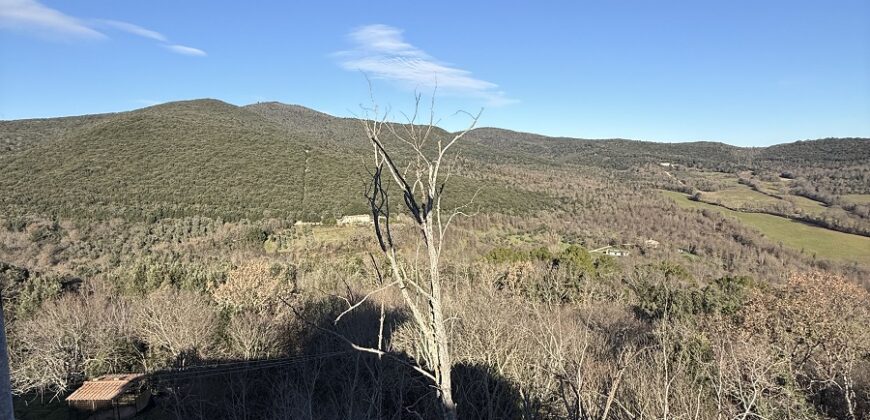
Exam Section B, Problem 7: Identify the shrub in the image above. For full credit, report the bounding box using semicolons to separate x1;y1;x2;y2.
212;259;296;310
485;246;552;264
244;226;271;244
701;276;752;315
2;217;27;232
556;244;594;274
28;221;63;244
633;275;752;320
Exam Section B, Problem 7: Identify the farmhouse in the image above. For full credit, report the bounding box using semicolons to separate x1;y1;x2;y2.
337;214;373;225
66;374;150;420
604;248;630;257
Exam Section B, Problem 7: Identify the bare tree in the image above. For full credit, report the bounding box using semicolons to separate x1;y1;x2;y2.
9;281;137;397
134;286;220;369
334;90;481;420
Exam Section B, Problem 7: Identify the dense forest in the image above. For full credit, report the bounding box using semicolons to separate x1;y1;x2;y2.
1;100;868;419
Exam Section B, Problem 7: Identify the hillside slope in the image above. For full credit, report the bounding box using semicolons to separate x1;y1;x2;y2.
1;99;867;221
463;127;750;170
0;100;549;221
1;100;309;220
0;113;113;153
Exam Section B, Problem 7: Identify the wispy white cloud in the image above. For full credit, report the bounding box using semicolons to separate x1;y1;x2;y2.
166;44;206;57
0;0;205;56
0;0;104;39
97;19;167;42
336;24;516;106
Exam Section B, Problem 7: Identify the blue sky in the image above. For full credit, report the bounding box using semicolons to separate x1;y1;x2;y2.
1;0;868;146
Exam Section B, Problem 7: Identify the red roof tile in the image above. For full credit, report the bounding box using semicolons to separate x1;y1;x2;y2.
66;374;145;402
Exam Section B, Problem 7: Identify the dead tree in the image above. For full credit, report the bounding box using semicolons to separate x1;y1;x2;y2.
340;91;481;420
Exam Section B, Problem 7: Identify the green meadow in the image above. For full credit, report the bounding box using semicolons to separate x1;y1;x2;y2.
701;184;781;208
661;190;870;266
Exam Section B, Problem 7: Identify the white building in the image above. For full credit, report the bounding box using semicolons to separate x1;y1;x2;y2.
604;248;630;257
337;214;373;226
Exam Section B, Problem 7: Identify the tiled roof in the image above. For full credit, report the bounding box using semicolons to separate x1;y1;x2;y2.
66;374;145;402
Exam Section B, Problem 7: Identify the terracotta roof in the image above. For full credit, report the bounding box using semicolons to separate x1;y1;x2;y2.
66;374;145;402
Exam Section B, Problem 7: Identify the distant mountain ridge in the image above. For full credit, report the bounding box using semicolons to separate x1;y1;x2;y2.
0;98;867;221
3;98;866;157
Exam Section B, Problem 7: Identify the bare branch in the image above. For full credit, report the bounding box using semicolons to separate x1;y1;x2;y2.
277;297;437;384
333;279;400;325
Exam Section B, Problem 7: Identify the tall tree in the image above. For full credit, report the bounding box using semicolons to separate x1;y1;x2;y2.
338;91;481;420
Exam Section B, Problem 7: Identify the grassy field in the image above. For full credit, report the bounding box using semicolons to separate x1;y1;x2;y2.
701;184;781;208
843;194;870;205
687;172;861;225
788;194;829;215
661;190;870;266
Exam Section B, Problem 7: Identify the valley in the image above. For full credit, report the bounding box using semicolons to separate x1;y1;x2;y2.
2;100;869;420
3;2;868;417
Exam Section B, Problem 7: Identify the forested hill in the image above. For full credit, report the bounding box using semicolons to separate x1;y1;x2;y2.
0;99;548;221
463;128;750;170
0;98;867;221
756;137;870;166
243;102;870;171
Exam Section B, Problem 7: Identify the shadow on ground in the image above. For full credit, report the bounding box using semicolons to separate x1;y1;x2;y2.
114;296;533;419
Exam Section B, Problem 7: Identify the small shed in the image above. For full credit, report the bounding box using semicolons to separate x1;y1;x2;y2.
66;374;150;420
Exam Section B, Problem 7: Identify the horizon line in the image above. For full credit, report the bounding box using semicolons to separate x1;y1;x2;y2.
1;97;867;148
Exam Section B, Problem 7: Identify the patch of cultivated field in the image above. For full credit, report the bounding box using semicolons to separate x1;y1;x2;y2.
661;190;870;266
788;194;829;215
673;170;735;188
750;178;789;197
701;184;781;208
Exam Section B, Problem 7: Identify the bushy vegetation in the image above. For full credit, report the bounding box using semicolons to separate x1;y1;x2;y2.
5;237;868;419
2;100;869;419
0;100;551;223
632;270;752;320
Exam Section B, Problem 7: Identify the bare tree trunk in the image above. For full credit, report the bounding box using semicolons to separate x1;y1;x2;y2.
333;89;480;420
426;223;456;418
0;292;14;420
